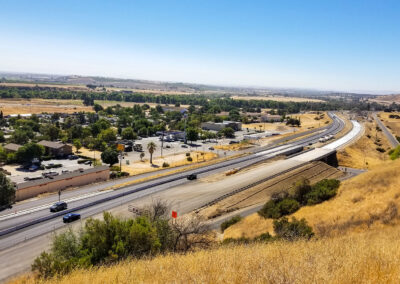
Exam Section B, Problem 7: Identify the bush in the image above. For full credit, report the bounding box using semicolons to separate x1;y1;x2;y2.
258;198;300;219
187;157;193;162
376;147;386;153
110;171;129;179
110;165;121;171
220;215;242;232
304;179;340;205
273;217;314;241
186;153;191;157
162;162;170;168
389;145;400;160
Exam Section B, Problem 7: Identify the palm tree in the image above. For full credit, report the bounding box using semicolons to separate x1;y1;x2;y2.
147;142;156;164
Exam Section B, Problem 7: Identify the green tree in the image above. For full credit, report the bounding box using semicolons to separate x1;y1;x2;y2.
93;103;104;112
186;127;199;143
16;143;45;164
121;127;137;140
219;127;235;138
140;152;145;161
0;172;15;207
98;128;117;143
73;139;82;153
11;129;30;144
147;142;156;164
101;147;119;166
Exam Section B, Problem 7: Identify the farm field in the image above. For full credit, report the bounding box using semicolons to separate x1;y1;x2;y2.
0;98;93;115
242;112;331;132
232;95;324;103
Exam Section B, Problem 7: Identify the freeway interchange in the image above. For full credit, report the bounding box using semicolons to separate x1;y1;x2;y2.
0;112;348;281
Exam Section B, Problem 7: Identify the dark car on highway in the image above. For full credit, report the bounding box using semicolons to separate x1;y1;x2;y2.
187;174;197;180
63;213;81;223
50;201;68;212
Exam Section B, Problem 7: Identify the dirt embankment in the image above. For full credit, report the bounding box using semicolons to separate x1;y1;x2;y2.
224;157;400;240
198;161;343;222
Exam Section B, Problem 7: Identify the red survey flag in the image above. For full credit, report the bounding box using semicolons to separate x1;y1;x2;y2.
171;210;178;219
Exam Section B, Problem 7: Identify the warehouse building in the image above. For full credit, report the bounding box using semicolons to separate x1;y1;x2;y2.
201;121;242;131
15;165;110;201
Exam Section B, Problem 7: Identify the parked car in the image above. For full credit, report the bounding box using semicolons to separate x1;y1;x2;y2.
68;155;79;160
50;201;68;212
62;170;70;174
63;213;81;223
181;144;188;148
28;165;39;172
187;174;197;180
42;171;59;177
84;160;92;165
229;140;239;144
208;147;215;150
165;145;171;148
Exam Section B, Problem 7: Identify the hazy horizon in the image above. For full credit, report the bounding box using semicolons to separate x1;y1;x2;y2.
1;0;400;94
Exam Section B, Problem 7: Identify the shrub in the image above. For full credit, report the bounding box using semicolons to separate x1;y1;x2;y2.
376;147;386;153
258;198;300;219
162;162;170;168
220;215;242;232
389;145;400;160
186;153;191;157
187;157;193;162
273;217;314;241
110;165;121;171
304;179;340;205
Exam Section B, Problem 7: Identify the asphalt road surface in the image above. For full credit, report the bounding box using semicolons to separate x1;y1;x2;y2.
373;113;399;148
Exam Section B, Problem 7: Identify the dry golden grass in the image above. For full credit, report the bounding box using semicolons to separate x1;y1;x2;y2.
232;95;324;103
378;111;400;137
226;157;400;240
214;140;254;151
337;121;391;169
0;98;93;115
12;226;400;284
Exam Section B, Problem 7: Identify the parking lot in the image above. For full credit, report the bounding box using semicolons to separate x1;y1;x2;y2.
4;159;93;184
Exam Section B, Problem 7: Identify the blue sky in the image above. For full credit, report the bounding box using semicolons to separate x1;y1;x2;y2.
1;0;400;93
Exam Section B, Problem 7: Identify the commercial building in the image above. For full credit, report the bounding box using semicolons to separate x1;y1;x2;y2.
15;165;110;201
38;140;73;157
201;121;242;131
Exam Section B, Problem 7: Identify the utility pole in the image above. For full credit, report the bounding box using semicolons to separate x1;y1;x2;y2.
161;131;164;157
184;113;188;144
58;190;61;202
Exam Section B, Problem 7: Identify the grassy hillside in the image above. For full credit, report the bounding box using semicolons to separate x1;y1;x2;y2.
225;156;400;239
11;226;400;284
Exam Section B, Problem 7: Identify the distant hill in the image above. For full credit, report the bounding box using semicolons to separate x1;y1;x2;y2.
0;71;377;99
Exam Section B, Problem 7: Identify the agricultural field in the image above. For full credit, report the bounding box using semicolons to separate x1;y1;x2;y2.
232;95;324;103
0;98;93;115
242;112;331;133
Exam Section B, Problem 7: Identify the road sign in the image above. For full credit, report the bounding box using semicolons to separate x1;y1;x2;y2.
117;144;125;151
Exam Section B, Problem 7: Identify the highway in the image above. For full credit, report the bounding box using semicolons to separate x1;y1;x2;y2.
373;113;399;148
0;112;347;281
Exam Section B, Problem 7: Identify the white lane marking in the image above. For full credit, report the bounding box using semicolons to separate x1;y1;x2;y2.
322;120;362;150
0;189;113;221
